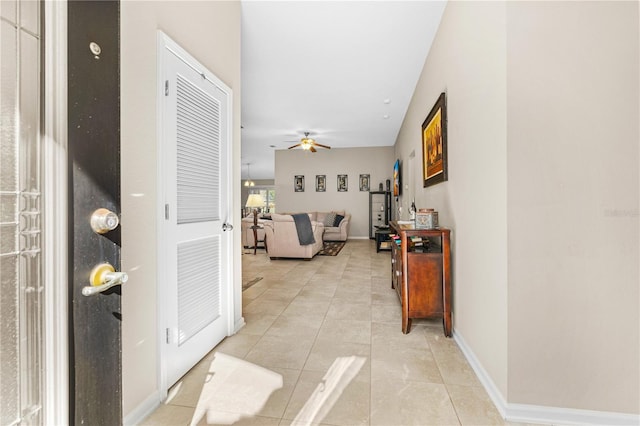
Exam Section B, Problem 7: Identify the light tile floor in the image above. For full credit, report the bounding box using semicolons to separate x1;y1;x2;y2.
142;240;509;426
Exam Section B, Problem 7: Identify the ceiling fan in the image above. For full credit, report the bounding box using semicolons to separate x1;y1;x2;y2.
287;132;331;153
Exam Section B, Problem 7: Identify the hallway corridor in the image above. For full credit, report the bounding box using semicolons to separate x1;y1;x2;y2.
142;240;506;425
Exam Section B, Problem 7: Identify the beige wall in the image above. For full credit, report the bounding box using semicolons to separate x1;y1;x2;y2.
120;1;241;418
275;147;394;238
394;1;509;397
396;0;639;416
506;1;639;413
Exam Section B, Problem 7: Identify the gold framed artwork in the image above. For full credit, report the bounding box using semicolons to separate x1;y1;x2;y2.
422;92;447;187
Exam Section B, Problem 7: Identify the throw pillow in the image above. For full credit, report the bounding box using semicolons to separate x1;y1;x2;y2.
324;212;337;227
333;214;345;227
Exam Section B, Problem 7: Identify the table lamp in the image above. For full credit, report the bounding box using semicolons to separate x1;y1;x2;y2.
245;193;264;226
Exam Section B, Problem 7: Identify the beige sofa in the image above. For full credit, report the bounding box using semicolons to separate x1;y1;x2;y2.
263;213;324;260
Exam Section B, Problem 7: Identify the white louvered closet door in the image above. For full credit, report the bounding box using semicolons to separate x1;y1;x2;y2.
160;35;232;388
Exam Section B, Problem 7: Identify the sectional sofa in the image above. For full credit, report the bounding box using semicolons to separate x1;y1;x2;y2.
241;210;350;249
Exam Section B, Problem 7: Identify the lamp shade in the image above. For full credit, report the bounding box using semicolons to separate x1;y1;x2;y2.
245;193;264;208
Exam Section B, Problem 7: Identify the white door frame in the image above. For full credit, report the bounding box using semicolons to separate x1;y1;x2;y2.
43;1;69;424
156;31;235;398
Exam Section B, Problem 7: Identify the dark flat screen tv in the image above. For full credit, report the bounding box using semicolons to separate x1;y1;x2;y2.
393;159;401;196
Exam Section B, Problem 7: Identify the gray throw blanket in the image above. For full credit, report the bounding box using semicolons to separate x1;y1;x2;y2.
291;213;316;245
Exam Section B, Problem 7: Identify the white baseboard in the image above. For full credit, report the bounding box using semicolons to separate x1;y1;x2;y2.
452;330;509;418
453;330;640;426
123;390;162;426
233;317;246;334
505;403;640;426
347;236;369;240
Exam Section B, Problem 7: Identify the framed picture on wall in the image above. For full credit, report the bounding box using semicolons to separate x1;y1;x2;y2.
422;92;448;187
316;175;326;192
337;174;348;192
359;174;370;191
294;175;305;192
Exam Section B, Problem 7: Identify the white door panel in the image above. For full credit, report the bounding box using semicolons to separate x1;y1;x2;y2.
159;32;233;389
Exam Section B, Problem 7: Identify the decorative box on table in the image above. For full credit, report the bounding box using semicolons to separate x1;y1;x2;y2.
415;208;438;229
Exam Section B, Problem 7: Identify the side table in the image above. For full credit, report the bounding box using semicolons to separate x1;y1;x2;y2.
250;225;266;255
375;228;392;252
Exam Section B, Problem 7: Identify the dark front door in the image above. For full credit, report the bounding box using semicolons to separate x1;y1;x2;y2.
68;1;122;424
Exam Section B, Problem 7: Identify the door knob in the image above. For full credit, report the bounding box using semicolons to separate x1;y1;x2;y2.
82;263;128;296
222;222;233;231
90;208;119;234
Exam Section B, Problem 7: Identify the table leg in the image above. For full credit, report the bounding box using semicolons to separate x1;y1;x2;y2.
253;227;258;255
442;230;452;337
402;316;412;334
443;313;452;337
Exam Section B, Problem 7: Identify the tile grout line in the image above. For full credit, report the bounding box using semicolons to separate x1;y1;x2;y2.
240;261;314;422
428;327;464;426
369;247;375;426
276;251;346;424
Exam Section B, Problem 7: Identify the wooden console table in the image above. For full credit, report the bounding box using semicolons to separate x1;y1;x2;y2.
390;221;452;336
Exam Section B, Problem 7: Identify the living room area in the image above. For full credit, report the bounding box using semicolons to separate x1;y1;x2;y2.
241;145;394;258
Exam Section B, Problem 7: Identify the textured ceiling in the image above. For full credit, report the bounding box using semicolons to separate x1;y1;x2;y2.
241;1;446;180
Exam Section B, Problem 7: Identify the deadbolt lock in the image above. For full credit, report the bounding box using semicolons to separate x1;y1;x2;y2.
90;208;119;234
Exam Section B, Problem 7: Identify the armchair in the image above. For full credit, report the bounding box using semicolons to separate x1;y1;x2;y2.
320;213;350;242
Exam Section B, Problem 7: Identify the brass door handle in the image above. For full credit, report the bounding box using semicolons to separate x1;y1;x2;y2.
82;263;128;296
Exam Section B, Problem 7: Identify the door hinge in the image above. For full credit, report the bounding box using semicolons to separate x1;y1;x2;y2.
164;80;169;96
166;327;178;344
165;204;170;220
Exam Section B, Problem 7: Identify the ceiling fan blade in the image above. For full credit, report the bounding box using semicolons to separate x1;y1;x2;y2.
313;142;331;149
288;143;302;149
309;146;317;153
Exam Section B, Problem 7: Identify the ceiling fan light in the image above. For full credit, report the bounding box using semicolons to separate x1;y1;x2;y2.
287;132;328;151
